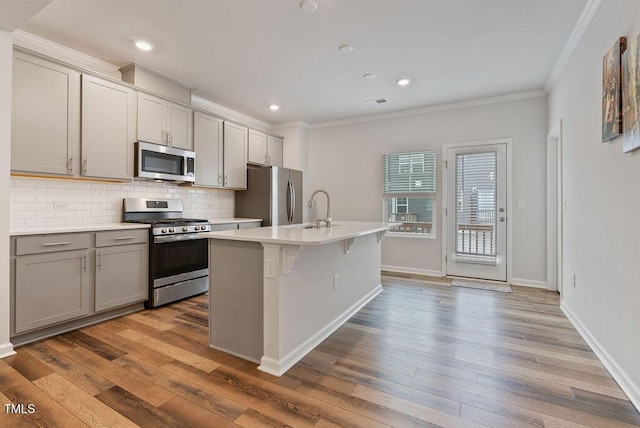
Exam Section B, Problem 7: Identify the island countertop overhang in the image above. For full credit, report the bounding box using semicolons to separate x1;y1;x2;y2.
201;221;399;246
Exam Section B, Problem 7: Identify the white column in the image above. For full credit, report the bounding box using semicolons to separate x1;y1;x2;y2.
0;30;15;357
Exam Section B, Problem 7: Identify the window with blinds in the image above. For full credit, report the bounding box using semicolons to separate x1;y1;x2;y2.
455;151;497;262
383;151;436;235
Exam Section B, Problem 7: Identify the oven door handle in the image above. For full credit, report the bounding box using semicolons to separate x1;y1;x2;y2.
154;233;208;243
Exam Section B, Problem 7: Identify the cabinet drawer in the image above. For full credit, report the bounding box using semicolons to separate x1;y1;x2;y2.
96;229;148;247
210;223;239;231
16;233;91;256
238;221;262;229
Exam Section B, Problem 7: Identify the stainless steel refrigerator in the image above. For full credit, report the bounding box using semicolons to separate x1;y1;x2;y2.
235;166;303;226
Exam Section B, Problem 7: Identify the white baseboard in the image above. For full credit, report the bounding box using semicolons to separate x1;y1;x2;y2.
511;278;548;289
0;342;16;359
561;302;640;412
258;285;383;377
381;265;443;278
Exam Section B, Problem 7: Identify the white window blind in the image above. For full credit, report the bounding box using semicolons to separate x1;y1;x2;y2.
455;151;497;261
383;151;436;197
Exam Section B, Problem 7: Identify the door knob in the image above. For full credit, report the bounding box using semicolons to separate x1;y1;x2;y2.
500;217;505;222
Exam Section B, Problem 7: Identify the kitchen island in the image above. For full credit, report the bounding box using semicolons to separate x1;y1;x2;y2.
202;221;395;376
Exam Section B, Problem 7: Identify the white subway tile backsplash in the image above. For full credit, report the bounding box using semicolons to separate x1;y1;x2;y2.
10;177;235;229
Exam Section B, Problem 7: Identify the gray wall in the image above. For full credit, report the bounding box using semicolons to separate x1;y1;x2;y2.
307;94;548;285
548;0;640;406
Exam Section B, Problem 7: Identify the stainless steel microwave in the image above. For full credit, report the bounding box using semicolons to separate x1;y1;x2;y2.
135;141;195;183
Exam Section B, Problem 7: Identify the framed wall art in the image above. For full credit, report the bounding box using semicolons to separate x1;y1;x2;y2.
622;34;640;153
602;37;626;142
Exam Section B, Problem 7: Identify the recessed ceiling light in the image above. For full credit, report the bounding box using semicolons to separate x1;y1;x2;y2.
135;40;152;51
268;104;280;111
338;44;354;54
396;78;411;86
299;0;318;13
363;73;376;80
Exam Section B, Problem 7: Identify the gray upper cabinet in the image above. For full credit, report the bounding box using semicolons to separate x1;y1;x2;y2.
11;51;80;176
138;92;193;151
267;135;283;167
81;75;136;180
223;122;248;189
194;111;224;187
248;129;267;165
248;129;283;167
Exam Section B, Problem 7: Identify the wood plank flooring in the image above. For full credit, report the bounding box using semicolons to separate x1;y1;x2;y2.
1;273;639;427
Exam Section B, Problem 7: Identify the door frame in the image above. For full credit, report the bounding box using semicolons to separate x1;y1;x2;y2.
441;138;513;283
546;121;563;295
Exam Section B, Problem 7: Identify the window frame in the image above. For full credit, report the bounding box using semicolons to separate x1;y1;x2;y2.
383;150;437;239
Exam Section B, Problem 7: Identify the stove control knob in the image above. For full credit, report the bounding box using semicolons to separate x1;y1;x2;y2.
169;228;175;233
194;226;200;231
183;226;188;232
161;228;167;233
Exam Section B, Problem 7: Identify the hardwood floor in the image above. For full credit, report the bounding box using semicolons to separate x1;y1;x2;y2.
2;274;639;427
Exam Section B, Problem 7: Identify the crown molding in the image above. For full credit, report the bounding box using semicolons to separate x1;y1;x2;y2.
310;90;547;130
12;30;121;79
271;121;311;131
191;95;271;132
545;0;602;91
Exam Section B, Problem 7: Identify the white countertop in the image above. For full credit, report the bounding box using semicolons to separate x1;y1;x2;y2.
202;221;398;245
10;223;150;237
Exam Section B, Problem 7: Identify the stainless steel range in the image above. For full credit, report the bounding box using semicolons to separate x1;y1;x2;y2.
123;198;211;308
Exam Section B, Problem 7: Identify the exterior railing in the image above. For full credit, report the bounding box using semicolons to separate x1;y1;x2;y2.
457;223;495;255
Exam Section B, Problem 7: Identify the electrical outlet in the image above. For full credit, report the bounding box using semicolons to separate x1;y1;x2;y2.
54;202;67;210
572;273;576;288
333;274;339;290
265;259;276;279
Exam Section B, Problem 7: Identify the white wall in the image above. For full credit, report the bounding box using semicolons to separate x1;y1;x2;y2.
547;0;640;407
308;95;548;284
0;30;15;357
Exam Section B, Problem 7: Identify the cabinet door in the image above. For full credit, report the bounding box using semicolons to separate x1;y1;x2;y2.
194;112;223;187
248;129;267;165
95;243;148;312
223;122;248;189
167;101;193;150
81;75;136;179
137;92;165;145
267;135;284;167
15;250;89;334
11;52;80;175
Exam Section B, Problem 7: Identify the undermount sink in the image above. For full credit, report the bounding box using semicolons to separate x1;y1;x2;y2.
295;223;340;229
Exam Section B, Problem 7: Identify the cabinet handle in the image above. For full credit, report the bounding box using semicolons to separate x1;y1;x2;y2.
96;251;102;270
218;174;222;185
43;241;72;247
168;133;172;147
82;157;88;175
114;236;135;240
67;156;73;174
224;175;228;186
82;254;87;271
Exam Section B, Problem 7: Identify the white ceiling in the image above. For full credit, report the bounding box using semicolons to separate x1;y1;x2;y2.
19;0;587;125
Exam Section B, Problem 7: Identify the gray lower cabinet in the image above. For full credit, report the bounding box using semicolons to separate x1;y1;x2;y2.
95;230;148;312
12;228;148;338
14;234;91;334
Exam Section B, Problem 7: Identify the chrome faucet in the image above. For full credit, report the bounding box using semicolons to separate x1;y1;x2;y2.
308;190;331;227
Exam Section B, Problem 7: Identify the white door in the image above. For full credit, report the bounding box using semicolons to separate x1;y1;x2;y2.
446;143;507;281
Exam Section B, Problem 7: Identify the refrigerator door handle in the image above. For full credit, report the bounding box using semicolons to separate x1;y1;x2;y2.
291;179;296;224
286;179;291;223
